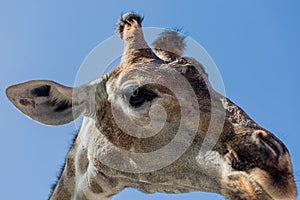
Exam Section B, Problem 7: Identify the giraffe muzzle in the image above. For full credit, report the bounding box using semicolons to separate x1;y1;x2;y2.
225;130;297;200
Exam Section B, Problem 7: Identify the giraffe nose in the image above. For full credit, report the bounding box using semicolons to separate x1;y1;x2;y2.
252;130;286;158
226;129;297;200
226;130;289;171
250;130;297;200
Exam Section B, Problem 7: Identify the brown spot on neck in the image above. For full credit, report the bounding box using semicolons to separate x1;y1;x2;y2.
66;157;75;177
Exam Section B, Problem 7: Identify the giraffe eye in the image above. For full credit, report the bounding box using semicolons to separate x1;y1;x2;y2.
125;86;157;108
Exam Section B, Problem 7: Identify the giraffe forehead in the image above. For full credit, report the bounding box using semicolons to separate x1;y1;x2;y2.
114;62;197;87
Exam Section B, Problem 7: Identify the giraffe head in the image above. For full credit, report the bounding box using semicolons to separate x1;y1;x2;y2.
6;13;297;199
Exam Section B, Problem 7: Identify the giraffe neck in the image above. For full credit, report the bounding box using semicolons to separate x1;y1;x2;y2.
49;145;76;200
49;118;123;200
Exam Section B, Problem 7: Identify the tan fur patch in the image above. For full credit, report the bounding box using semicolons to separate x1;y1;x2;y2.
51;181;72;200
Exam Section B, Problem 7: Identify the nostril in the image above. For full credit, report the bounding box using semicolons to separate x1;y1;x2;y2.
254;130;282;157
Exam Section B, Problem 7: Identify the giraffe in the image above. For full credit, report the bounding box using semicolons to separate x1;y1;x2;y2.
6;13;297;200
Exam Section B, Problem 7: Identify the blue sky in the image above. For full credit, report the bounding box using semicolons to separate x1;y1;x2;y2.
1;0;299;199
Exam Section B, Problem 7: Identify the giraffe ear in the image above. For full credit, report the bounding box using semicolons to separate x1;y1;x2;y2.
6;80;86;125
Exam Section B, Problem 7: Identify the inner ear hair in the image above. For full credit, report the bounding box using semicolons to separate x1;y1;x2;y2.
31;85;51;97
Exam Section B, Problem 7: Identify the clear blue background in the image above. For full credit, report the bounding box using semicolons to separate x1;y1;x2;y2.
1;1;299;199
